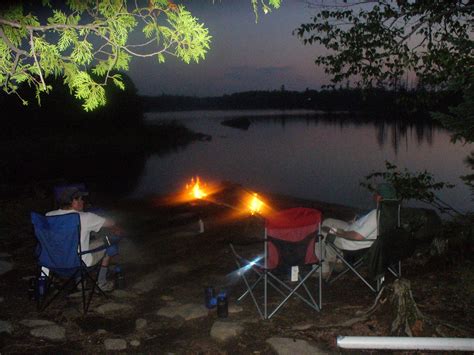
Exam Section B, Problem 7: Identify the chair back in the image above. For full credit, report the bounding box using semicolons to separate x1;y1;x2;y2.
377;199;400;236
369;199;404;279
31;212;82;272
265;208;322;270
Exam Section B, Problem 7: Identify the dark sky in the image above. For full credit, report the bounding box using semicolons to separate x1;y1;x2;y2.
128;1;329;97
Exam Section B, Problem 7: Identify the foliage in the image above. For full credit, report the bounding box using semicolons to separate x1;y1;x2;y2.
295;0;473;142
461;151;474;196
0;1;281;111
361;161;463;217
251;0;281;21
0;0;212;111
431;72;474;143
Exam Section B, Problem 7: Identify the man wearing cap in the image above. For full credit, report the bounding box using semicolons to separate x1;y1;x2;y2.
318;183;397;278
46;187;116;291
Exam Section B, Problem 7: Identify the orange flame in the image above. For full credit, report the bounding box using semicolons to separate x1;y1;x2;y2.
249;193;263;215
186;176;207;200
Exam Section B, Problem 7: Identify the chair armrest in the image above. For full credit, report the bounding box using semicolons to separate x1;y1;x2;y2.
79;244;108;255
325;234;376;244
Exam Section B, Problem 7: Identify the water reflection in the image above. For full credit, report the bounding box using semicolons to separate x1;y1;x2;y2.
257;113;438;155
137;111;472;213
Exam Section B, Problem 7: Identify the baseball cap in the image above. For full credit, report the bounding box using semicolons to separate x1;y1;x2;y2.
58;186;88;206
375;183;397;200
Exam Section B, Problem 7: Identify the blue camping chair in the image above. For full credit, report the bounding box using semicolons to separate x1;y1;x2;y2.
31;212;108;314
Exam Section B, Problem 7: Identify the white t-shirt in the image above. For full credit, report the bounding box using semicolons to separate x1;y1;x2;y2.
335;209;378;250
46;209;106;266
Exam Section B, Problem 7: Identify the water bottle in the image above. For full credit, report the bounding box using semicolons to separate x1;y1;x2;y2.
115;265;125;289
37;276;47;299
216;290;228;318
205;286;216;309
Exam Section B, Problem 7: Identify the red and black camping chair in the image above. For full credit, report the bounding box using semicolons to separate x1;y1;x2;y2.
229;207;323;319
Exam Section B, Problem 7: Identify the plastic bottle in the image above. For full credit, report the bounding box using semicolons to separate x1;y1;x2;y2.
205;286;216;309
217;290;228;318
37;275;47;299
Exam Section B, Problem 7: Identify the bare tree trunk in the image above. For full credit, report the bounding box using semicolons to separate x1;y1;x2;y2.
388;278;424;336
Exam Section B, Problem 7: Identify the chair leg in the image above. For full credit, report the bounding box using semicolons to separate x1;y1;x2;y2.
83;266;108;314
326;243;378;293
266;268;321;319
39;271;78;312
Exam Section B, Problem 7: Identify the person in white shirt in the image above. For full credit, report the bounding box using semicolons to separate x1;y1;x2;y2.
46;187;117;291
318;183;397;278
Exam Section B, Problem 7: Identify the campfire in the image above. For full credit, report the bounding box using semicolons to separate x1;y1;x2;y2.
248;193;264;215
186;176;207;200
184;176;268;217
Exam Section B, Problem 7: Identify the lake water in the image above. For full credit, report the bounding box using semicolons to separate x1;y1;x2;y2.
133;110;473;214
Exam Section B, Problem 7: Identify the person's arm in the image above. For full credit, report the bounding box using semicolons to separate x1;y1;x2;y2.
335;209;378;241
330;227;365;241
102;218;115;228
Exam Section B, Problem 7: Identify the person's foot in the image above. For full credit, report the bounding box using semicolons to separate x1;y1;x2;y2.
97;280;114;292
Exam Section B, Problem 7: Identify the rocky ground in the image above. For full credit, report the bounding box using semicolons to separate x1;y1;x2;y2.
0;184;473;354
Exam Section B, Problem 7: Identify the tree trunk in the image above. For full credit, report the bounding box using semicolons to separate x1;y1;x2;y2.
388;278;425;336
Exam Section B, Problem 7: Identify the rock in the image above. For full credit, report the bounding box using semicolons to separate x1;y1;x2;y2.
0;252;11;258
221;117;251;130
61;308;81;320
135;318;147;330
210;320;243;342
167;264;190;274
132;271;163;294
96;329;108;335
30;325;66;341
67;291;84;298
266;337;326;355
0;320;13;334
228;304;243;314
157;303;208;320
401;208;442;242
0;260;13;276
104;338;127;351
161;295;174;302
20;319;56;328
0;297;4;303
291;323;313;331
130;339;141;347
95;302;133;314
111;289;138;299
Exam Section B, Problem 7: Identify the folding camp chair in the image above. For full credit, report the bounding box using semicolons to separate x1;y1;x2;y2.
230;207;323;319
324;199;406;293
31;212;108;314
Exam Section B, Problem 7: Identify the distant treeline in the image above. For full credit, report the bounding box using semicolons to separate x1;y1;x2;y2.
141;88;460;120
